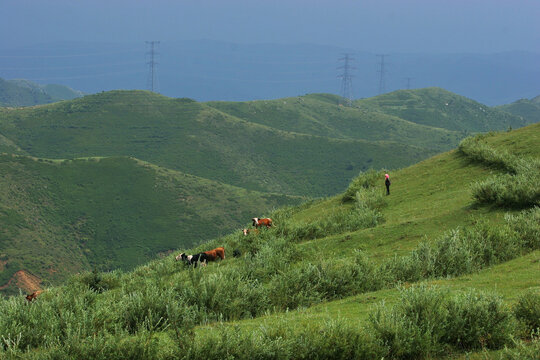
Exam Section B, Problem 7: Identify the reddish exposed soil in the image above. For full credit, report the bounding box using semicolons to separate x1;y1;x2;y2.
0;270;42;293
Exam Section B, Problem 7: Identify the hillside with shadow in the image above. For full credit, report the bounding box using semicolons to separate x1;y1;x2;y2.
0;155;302;295
0;123;537;358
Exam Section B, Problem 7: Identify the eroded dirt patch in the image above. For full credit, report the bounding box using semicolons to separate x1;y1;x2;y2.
0;270;42;293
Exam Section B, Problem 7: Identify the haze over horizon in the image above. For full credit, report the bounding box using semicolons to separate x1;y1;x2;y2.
2;0;540;53
1;1;539;104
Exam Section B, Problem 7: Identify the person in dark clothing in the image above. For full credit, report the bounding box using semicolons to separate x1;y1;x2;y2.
385;173;391;195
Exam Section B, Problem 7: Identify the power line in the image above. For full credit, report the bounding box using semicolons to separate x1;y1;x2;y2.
145;41;160;93
337;53;355;106
404;77;414;90
376;54;389;95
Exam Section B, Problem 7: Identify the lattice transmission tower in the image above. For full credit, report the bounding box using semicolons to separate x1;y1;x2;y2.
146;41;160;93
337;53;355;106
376;54;389;94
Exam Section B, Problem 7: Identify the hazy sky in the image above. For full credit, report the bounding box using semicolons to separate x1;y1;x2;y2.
2;0;539;53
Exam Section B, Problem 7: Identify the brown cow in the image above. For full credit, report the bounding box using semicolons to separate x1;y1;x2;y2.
204;247;225;261
252;217;273;228
25;290;43;302
242;228;259;236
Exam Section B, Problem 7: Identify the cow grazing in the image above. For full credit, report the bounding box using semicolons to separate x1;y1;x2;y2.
175;247;225;267
25;290;43;302
204;247;225;261
252;217;273;228
242;228;259;236
176;252;209;267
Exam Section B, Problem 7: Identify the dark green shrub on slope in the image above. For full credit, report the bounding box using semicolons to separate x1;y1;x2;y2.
459;134;540;208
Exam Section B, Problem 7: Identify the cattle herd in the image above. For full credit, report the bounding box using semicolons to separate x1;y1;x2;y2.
26;217;273;301
176;217;272;268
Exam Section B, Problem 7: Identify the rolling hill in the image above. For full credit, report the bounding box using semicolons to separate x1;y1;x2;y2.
496;94;540;125
0;77;83;107
0;90;438;197
0;155;302;295
206;92;464;151
0;121;537;358
0;88;528;198
355;87;530;132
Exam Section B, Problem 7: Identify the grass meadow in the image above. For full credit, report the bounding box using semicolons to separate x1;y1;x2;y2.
0;124;539;359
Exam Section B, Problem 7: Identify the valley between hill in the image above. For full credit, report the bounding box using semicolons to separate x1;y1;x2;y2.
0;87;536;301
0;121;537;358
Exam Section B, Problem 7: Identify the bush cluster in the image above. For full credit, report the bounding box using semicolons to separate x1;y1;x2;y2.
342;168;385;202
369;285;515;358
458;134;540;208
384;207;540;282
2;286;518;359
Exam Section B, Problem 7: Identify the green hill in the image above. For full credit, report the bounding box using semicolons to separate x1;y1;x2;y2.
0;78;53;107
0;90;435;197
0;123;537;358
207;93;463;152
0;88;529;198
0;78;83;107
356;87;529;132
0;155;302;295
496;95;540;125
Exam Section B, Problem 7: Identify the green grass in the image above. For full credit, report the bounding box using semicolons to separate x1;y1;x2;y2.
207;92;463;152
357;87;529;132
0;94;538;358
0;88;526;197
496;96;540;125
0;90;436;197
0;155;302;295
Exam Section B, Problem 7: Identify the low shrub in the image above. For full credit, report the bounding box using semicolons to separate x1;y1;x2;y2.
514;290;540;334
384;209;538;283
460;134;540;208
186;318;386;360
342;169;385;202
500;336;540;360
369;286;515;358
443;290;515;350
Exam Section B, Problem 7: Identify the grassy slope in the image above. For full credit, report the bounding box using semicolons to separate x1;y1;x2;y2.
1;122;538;358
206;93;462;152
496;96;540;125
0;90;434;196
197;123;540;337
0;78;53;107
0;155;302;295
357;87;529;132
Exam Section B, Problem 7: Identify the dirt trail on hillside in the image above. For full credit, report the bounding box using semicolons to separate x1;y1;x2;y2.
0;270;42;292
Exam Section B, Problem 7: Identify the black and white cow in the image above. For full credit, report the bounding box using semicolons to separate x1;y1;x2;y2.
175;252;209;267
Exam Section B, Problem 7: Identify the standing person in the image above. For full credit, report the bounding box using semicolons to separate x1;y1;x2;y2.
385;173;391;195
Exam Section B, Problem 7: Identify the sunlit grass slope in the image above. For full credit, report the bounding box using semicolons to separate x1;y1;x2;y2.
357;87;529;132
496;94;540;125
0;90;434;196
206;92;462;151
0;154;302;295
1;123;537;359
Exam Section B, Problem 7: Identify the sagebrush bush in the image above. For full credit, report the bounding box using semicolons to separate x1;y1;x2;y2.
458;134;516;172
514;290;540;334
500;336;540;360
342;169;385;202
384;210;537;283
369;285;515;358
185;318;386;360
443;290;515;350
460;134;540;208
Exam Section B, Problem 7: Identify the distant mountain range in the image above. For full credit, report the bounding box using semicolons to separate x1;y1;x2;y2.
0;41;539;105
0;77;83;106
